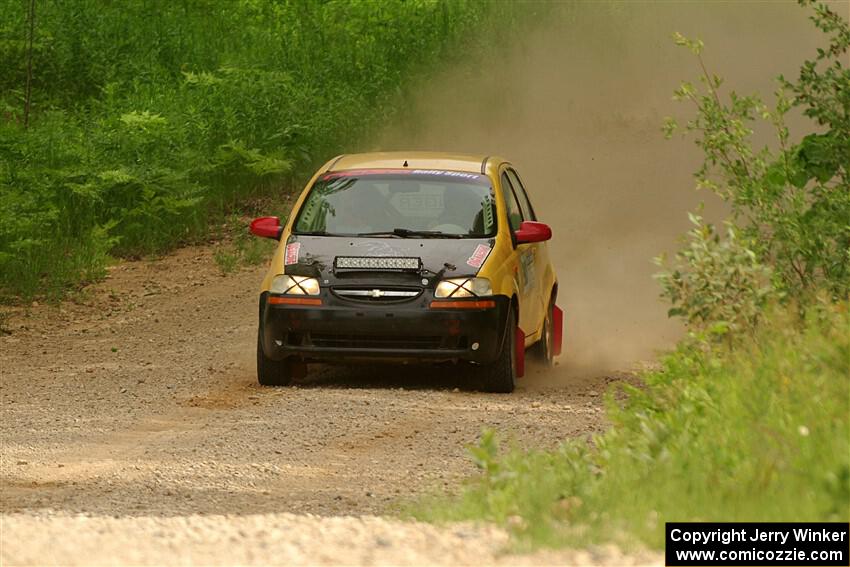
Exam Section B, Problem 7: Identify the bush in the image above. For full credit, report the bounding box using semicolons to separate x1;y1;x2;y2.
415;303;850;549
659;0;850;318
654;214;775;336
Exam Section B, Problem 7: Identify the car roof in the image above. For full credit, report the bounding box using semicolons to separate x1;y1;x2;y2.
328;151;505;175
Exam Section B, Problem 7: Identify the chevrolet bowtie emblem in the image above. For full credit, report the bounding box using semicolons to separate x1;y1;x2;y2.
370;289;384;298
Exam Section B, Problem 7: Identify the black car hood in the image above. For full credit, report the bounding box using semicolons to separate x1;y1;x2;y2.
283;235;495;286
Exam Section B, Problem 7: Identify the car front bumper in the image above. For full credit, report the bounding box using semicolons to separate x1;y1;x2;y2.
259;292;510;364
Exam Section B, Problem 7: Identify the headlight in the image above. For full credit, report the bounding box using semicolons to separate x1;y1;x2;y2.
434;277;492;298
271;274;320;295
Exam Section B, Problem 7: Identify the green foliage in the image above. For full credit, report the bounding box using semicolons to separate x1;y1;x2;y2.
212;213;278;275
212;248;239;275
0;0;533;300
660;0;850;322
654;214;776;336
415;304;850;549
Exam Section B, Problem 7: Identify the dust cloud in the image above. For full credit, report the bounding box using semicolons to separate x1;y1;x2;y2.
377;1;832;378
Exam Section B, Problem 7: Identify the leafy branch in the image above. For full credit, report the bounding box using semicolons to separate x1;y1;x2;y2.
658;1;850;335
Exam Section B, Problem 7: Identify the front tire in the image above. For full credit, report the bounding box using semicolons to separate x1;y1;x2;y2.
257;330;294;386
477;307;518;393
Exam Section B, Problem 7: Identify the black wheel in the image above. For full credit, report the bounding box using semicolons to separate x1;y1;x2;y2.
256;330;294;386
532;299;555;367
477;306;518;393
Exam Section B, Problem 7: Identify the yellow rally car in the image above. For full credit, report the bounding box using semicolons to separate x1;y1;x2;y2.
249;152;562;393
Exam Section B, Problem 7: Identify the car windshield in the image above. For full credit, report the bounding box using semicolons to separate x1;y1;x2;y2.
293;170;496;238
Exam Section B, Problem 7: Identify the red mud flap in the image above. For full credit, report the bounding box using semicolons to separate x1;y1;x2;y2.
553;305;564;357
516;326;525;378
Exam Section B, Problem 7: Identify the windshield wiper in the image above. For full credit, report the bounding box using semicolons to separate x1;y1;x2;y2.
356;228;463;239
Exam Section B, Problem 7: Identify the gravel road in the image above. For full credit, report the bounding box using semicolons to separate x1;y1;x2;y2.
1;245;658;565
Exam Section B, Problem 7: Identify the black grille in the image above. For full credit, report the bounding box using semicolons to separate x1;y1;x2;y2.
331;287;422;302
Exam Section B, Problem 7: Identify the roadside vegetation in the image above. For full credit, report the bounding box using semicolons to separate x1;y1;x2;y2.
416;0;850;550
0;0;530;300
419;304;848;549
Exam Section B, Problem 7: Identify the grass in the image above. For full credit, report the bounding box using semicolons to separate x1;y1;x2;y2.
212;214;278;275
412;303;850;550
210;206;286;275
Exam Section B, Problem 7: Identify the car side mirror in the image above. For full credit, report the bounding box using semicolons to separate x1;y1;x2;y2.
515;221;552;244
250;216;283;240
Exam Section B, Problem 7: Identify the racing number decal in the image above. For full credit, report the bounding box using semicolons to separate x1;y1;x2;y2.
467;244;491;268
285;242;301;265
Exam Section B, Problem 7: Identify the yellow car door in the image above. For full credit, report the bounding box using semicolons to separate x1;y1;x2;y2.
505;168;551;333
498;169;542;338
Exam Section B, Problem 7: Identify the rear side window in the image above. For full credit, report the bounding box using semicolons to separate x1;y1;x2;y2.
500;172;524;231
506;169;536;221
